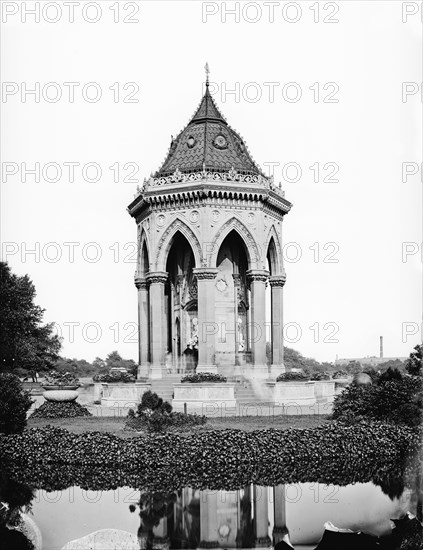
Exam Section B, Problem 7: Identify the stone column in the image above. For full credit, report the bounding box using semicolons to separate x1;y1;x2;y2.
269;273;287;379
193;268;218;374
247;270;269;378
233;274;241;368
272;485;287;545
147;271;168;379
253;486;271;547
199;490;219;548
135;276;149;379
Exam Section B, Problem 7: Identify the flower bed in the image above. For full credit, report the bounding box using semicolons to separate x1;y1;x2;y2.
93;371;135;383
43;371;80;387
276;371;310;382
181;373;227;383
29;402;92;419
0;422;418;493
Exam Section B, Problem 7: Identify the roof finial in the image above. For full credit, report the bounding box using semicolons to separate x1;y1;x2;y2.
205;62;210;87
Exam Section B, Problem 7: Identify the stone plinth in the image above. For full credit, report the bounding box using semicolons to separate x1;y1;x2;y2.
314;380;335;403
172;383;236;416
100;382;151;408
270;381;316;407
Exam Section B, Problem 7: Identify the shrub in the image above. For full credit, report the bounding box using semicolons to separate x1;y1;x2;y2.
181;373;227;383
137;390;172;415
332;376;423;427
30;401;92;419
310;371;331;381
1;422;417;493
378;367;403;384
127;390;206;433
332;370;348;379
0;373;33;434
93;371;135;383
276;371;310;382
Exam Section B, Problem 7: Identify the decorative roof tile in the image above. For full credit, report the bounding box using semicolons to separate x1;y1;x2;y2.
155;84;264;178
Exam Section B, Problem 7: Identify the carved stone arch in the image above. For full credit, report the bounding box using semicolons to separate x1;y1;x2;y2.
155;218;203;271
265;225;283;275
209;216;261;269
138;227;151;276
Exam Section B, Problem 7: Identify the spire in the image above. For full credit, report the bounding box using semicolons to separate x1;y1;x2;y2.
205;62;210;87
154;70;264;178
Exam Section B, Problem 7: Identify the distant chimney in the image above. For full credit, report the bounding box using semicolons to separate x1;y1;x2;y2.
380;336;383;359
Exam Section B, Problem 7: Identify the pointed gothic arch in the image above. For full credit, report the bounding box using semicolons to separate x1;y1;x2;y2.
155;218;202;271
138;228;150;276
265;225;283;275
209;216;261;269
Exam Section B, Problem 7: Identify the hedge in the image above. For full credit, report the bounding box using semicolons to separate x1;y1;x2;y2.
0;421;418;493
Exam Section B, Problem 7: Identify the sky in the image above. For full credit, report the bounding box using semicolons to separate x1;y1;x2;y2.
1;0;422;363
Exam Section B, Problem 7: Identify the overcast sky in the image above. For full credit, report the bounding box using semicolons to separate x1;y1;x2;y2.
1;1;421;363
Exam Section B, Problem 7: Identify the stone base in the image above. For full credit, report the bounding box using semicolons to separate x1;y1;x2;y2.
137;364;149;379
100;382;151;408
269;381;317;407
250;364;271;379
172;382;236;416
314;380;335;403
149;365;167;379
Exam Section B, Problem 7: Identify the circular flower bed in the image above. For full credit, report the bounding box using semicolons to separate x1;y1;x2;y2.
42;371;79;389
276;371;310;382
181;373;227;383
30;401;92;419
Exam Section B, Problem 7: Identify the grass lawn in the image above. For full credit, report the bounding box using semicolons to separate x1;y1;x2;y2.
27;414;331;436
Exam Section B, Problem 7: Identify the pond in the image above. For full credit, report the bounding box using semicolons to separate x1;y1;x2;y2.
3;476;417;549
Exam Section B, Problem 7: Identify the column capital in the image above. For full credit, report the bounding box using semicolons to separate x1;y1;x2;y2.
232;273;241;286
269;273;287;288
247;269;269;283
193;267;219;280
135;276;148;290
146;271;168;285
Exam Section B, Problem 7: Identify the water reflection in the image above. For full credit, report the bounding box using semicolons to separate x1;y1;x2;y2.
1;466;422;549
28;483;416;549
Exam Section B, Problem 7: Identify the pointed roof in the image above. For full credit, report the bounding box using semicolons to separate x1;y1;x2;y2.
154;83;265;178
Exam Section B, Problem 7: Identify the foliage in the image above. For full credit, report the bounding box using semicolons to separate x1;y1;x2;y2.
0;262;62;374
276;371;310;382
137;390;172;414
55;357;95;378
93;371;135;383
406;344;422;376
310;371;331;381
378;367;403;384
105;351;137;376
0;422;418;493
29;401;92;419
0;527;34;550
0;373;33;434
332;370;348;379
332;376;423;427
129;390;205;433
43;370;79;386
181;373;227;383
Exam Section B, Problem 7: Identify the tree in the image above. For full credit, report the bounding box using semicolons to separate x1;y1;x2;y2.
406;344;422;376
105;351;137;375
0;262;61;374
